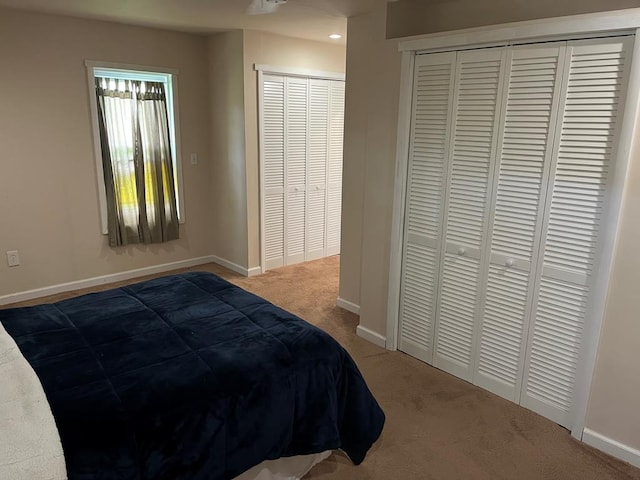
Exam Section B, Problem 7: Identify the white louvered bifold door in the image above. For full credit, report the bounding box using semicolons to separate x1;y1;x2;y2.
262;75;286;270
398;52;456;364
285;77;308;265
433;49;506;381
521;36;633;428
473;45;566;401
261;74;345;271
307;79;330;261
327;80;345;256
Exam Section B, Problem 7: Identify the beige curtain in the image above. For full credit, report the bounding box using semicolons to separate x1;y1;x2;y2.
96;78;179;247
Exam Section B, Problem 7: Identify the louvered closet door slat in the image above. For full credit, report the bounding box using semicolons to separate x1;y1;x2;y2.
475;46;564;401
398;52;456;364
263;75;286;270
285;77;308;265
307;79;329;261
435;49;505;381
327;80;345;256
522;36;633;428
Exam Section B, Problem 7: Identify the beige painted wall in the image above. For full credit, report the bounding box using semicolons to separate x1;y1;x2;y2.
0;7;212;297
242;30;346;269
339;4;401;331
208;30;248;269
338;16;371;306
585;129;640;449
0;7;347;294
341;0;640;453
387;0;640;38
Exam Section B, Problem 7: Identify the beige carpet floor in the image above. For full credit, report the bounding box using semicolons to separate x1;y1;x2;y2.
7;256;640;480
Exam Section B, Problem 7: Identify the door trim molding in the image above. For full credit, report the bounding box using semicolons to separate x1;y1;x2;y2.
258;69;267;275
398;9;640;53
388;14;640;440
254;64;345;81
386;50;415;351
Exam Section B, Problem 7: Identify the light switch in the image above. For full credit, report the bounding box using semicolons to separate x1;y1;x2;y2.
190;153;198;166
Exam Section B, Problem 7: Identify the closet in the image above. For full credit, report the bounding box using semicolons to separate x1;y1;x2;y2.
259;72;345;271
398;36;633;428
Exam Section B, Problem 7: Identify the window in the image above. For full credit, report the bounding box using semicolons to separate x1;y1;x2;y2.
86;62;184;247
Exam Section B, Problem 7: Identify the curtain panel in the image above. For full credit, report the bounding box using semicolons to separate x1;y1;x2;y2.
95;78;179;247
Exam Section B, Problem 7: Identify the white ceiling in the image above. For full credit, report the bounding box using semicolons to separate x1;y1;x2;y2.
0;0;379;43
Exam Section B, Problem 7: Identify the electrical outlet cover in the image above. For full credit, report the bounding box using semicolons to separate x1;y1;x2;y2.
6;250;20;267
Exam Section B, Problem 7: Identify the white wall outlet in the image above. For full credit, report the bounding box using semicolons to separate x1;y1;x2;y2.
6;250;20;267
190;153;198;166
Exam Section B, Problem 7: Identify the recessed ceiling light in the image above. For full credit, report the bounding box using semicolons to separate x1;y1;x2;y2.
329;34;342;40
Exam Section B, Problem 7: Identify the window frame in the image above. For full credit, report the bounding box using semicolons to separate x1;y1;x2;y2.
85;60;185;234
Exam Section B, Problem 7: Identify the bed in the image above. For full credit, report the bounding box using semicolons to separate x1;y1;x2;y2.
0;271;384;480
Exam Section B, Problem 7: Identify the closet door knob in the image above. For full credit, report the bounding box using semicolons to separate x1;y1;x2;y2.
457;248;466;256
505;258;514;267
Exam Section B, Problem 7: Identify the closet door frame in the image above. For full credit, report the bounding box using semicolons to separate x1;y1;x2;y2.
256;65;345;274
386;13;640;440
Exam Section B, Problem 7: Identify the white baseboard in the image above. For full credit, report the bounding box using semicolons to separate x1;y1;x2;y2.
582;428;640;468
210;256;263;277
247;266;262;277
336;297;360;315
0;255;217;306
356;325;387;349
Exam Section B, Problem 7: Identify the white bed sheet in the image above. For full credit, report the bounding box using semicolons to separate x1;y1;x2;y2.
234;451;332;480
0;322;67;480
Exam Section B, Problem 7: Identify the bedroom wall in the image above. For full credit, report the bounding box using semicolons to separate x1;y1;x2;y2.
585;128;640;452
208;30;249;271
386;0;640;38
241;30;346;270
341;0;640;456
0;7;212;298
339;3;402;329
338;16;371;307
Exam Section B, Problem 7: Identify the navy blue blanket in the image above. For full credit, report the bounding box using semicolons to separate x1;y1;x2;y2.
0;272;384;479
